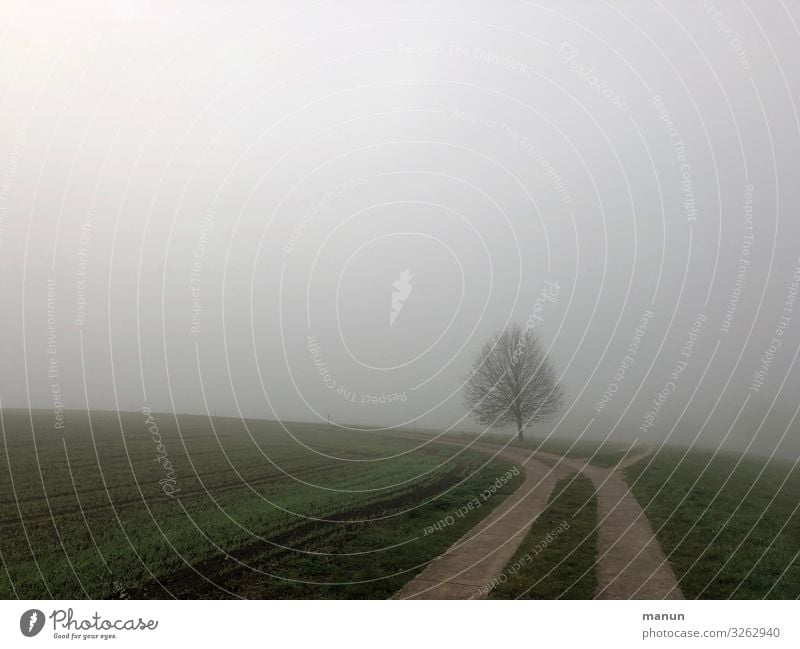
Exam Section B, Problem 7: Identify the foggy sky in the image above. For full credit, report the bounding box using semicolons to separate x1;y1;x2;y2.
2;0;800;457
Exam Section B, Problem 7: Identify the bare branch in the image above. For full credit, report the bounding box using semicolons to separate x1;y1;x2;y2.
463;324;565;441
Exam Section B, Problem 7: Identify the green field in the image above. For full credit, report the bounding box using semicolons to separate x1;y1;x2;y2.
4;409;799;600
0;409;521;599
626;447;800;599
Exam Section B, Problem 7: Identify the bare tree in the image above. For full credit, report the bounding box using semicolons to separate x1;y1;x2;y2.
464;324;565;442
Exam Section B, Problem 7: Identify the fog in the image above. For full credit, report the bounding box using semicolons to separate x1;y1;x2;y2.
1;0;799;457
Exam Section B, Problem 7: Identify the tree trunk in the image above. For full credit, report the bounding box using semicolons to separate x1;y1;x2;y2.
516;414;523;442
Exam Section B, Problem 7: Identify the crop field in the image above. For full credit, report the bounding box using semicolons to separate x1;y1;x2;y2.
626;447;800;599
0;409;521;599
4;408;798;601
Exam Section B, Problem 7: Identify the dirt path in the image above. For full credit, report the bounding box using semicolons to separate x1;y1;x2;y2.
393;435;683;600
394;444;557;599
537;447;683;600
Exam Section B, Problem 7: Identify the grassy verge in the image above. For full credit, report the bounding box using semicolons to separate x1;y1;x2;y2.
518;437;638;468
406;429;640;469
489;473;597;599
625;447;800;598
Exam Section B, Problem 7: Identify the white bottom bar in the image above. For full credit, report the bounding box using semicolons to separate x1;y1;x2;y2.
1;600;796;648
